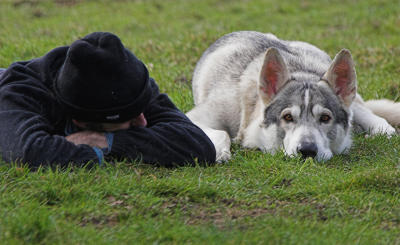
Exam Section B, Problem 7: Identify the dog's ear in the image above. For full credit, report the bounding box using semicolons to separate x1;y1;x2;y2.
323;49;357;107
259;48;290;104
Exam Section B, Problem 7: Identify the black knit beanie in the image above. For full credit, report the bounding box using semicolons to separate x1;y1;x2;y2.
54;32;152;123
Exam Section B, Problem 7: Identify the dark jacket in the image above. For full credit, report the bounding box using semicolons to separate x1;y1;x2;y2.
0;47;216;168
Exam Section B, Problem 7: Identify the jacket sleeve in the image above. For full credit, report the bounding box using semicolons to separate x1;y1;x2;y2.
0;64;99;168
110;81;216;167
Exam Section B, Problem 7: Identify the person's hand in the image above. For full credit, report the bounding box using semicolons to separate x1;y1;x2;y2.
131;113;147;127
65;131;108;148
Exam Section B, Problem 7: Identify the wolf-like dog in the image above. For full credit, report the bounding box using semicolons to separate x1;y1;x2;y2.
187;31;400;162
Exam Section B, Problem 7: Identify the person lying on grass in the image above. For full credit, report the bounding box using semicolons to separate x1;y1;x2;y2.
0;32;216;168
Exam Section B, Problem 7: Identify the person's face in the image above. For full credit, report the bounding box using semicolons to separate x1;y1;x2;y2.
72;113;147;132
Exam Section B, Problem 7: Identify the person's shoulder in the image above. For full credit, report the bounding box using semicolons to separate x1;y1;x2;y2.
0;47;69;97
3;46;68;80
143;77;184;117
41;46;69;65
7;46;68;69
148;77;174;104
148;77;160;94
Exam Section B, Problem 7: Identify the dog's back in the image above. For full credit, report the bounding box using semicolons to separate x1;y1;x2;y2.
193;31;332;101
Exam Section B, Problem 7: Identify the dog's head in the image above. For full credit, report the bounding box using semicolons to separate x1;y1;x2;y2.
258;48;356;161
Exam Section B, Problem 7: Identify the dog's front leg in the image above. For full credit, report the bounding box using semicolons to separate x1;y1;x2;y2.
351;94;396;135
200;127;231;162
186;105;232;162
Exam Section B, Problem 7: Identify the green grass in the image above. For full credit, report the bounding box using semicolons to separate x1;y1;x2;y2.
1;0;400;244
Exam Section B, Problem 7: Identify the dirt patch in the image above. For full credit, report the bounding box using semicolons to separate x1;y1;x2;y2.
186;196;331;227
158;197;275;229
13;0;39;7
380;220;400;231
32;9;44;18
77;195;135;228
107;195;134;211
273;178;294;189
13;0;81;7
174;75;189;84
387;83;400;101
80;214;120;228
185;205;272;229
55;0;81;6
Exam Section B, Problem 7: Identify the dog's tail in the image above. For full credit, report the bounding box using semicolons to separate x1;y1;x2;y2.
364;99;400;126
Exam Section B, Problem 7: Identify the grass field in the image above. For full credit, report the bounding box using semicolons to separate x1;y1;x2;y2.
1;0;400;244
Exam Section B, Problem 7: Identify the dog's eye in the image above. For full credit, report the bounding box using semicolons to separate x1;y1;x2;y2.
320;114;331;123
283;114;294;122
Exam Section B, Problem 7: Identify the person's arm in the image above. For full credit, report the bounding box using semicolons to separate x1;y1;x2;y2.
110;82;216;167
0;66;99;168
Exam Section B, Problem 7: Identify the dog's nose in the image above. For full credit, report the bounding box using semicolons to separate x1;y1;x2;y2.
297;142;318;158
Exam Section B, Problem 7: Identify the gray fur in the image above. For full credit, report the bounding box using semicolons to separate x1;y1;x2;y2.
187;31;397;162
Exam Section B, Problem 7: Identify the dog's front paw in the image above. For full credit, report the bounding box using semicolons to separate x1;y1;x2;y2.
214;131;232;162
216;148;231;162
368;119;396;136
203;128;232;162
